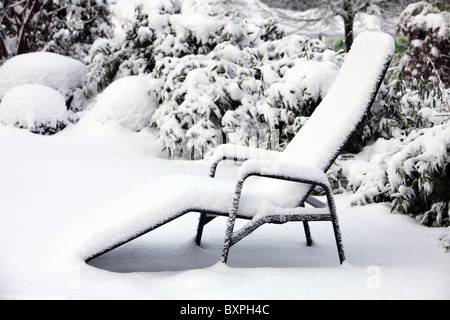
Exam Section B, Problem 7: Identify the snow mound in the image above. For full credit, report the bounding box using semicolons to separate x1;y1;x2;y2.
0;52;87;99
89;76;159;132
0;84;68;134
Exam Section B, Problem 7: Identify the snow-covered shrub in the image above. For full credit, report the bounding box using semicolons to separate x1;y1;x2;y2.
338;69;450;227
150;34;339;159
151;52;259;159
347;122;449;227
330;2;450;228
0;0;113;64
44;0;114;60
357;77;449;148
386;79;449;131
85;1;337;158
255;49;340;149
84;1;285;97
0;84;68;135
397;1;449;86
326;2;449;155
0;52;87;111
89;76;159;132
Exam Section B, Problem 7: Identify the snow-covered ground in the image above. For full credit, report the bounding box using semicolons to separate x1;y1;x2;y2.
0;119;448;300
0;0;448;301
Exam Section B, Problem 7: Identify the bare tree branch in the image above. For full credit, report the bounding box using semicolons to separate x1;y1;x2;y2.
16;0;39;55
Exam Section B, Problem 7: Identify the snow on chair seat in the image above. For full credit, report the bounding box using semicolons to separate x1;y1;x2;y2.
49;31;395;267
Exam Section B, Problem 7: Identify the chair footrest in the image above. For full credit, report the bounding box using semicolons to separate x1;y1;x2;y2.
230;208;333;246
266;206;332;222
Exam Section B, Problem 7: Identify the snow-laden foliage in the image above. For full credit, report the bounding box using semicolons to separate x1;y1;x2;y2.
396;1;449;86
346;121;449;227
0;84;68;135
334;2;450;227
85;0;285;95
75;0;450;226
356;77;449;151
86;0;340;159
0;0;113;64
89;75;159;132
151;36;340;158
0;52;88;115
340;64;449;227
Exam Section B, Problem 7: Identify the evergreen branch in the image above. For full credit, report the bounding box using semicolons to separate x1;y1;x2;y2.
428;59;450;112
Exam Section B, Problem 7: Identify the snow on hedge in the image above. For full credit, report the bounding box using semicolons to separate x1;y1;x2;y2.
89;76;159;132
149;34;340;159
0;52;87;108
344;121;450;227
85;0;341;159
0;84;68;135
397;2;449;86
81;0;449;228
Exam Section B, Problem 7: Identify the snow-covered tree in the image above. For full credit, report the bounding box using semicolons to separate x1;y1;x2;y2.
259;0;418;51
322;0;376;51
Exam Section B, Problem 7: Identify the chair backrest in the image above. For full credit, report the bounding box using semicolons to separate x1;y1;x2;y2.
263;32;395;207
278;31;395;168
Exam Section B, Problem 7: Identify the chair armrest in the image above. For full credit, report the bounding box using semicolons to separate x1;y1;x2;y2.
237;159;330;190
208;144;280;177
223;159;336;254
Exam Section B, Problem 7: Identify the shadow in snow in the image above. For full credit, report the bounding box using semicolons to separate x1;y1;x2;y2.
87;215;341;272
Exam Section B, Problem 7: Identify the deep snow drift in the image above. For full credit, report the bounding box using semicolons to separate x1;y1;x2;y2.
0;120;448;300
0;0;448;301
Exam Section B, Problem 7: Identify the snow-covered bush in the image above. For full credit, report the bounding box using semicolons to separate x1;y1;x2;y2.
334;1;450;227
0;0;113;64
355;76;449;150
151;35;340;158
396;1;449;86
387;79;449;131
254;49;340;149
44;0;114;60
89;76;159;132
346;122;449;227
84;1;285;96
0;52;87;111
0;84;68;135
340;61;450;227
85;1;338;158
150;48;261;158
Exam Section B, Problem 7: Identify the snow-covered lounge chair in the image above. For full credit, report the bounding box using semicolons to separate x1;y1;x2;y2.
55;32;395;266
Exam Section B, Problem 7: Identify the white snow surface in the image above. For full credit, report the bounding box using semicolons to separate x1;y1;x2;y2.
88;75;159;131
0;52;87;99
0;120;448;300
46;31;398;266
0;0;448;301
0;84;67;130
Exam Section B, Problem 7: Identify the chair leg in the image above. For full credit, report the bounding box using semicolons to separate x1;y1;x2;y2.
300;202;313;246
331;217;346;264
322;185;346;264
303;221;313;246
195;213;207;246
195;213;216;246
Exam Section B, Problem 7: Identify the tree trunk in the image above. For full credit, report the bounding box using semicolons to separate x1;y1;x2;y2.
343;14;354;52
342;0;354;52
0;34;8;61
